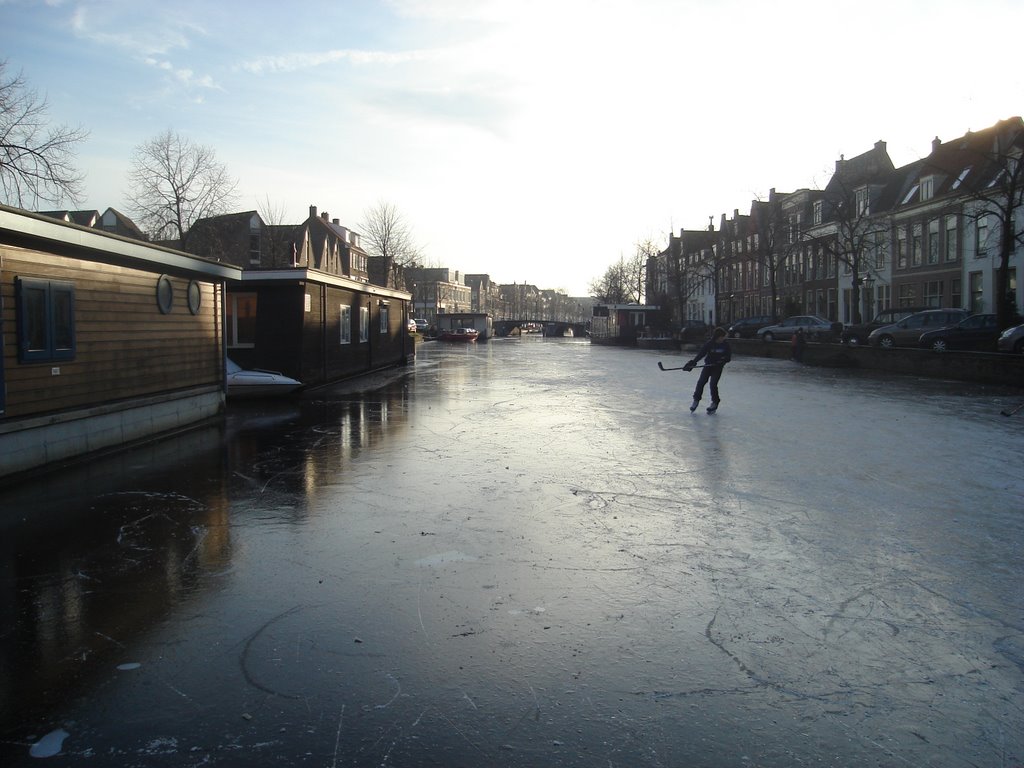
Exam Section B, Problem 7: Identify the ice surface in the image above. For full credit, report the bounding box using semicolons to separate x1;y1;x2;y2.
2;337;1022;767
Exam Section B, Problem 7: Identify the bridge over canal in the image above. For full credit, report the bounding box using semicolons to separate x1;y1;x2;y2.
492;319;589;338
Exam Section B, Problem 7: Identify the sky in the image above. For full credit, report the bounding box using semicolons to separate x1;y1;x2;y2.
2;0;1023;297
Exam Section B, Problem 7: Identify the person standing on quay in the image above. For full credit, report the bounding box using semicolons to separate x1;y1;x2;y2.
685;327;732;413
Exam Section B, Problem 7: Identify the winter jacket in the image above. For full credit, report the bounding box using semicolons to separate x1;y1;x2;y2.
692;338;731;367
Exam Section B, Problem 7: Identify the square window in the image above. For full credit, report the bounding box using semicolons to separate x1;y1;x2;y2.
16;277;75;362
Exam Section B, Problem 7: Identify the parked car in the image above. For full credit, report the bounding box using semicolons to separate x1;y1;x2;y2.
679;320;710;343
757;315;836;342
918;314;1000;352
413;318;429;333
841;306;927;345
407;318;418;333
728;315;777;339
998;323;1024;354
867;309;970;348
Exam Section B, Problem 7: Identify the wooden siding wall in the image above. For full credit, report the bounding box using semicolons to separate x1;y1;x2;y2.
304;285;411;386
307;285;371;385
1;245;224;419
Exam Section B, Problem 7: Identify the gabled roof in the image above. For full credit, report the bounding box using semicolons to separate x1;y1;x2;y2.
891;117;1024;210
99;207;147;240
826;140;895;195
186;210;263;255
38;209;102;227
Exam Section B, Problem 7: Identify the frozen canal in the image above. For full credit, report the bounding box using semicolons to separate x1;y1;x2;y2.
1;336;1023;767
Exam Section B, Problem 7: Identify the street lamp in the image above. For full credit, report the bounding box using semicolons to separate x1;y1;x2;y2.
860;274;875;320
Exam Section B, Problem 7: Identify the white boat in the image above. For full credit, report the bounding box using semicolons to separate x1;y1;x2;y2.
226;358;303;398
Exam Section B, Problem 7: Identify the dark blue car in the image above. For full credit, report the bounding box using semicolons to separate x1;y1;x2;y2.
918;313;999;352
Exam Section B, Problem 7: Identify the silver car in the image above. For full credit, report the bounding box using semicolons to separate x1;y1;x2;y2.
998;323;1024;354
867;309;969;348
757;315;836;342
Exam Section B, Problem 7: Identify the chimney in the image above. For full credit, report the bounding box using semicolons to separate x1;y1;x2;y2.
332;218;340;225
875;140;887;153
321;211;329;220
932;136;942;153
309;205;317;219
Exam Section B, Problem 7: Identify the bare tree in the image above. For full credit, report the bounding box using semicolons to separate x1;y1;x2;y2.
948;119;1024;328
589;260;626;303
257;194;289;227
359;201;421;289
819;178;890;324
589;252;645;304
628;239;656;303
126;129;238;242
0;61;88;208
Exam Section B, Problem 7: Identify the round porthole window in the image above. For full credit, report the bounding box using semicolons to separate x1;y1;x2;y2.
187;280;202;315
156;275;174;314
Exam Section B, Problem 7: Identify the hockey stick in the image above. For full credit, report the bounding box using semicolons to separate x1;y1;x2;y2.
1000;401;1024;417
657;361;709;371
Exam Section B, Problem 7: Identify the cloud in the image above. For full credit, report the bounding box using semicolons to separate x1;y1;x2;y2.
239;48;433;76
69;4;206;57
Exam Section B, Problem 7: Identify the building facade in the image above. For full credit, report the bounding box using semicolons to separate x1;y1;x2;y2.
647;118;1024;331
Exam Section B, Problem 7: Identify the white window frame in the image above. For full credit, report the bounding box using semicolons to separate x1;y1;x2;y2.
340;304;351;345
920;176;934;201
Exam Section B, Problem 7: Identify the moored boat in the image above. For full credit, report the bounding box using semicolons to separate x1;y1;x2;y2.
440;327;480;342
226;358;304;398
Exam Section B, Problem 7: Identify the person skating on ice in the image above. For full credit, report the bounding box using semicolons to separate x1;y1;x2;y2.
684;326;731;413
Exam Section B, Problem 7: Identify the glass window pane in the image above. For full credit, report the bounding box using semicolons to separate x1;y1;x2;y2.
52;288;74;350
24;286;48;351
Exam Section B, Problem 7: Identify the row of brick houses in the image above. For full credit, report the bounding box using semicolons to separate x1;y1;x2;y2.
647;117;1024;331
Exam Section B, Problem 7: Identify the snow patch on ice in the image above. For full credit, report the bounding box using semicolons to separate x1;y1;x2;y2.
29;728;68;758
117;662;142;671
415;551;478;567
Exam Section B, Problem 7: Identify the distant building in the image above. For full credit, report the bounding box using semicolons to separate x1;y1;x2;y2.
38;207;147;241
404;267;472;325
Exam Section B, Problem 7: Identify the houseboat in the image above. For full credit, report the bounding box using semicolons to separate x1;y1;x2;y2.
0;204;241;480
589;304;664;346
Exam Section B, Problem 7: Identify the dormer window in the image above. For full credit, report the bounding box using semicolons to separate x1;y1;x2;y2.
248;214;261;265
855;187;870;216
920;176;934;201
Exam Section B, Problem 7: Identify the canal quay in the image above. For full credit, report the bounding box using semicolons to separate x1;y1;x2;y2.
2;336;1023;767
